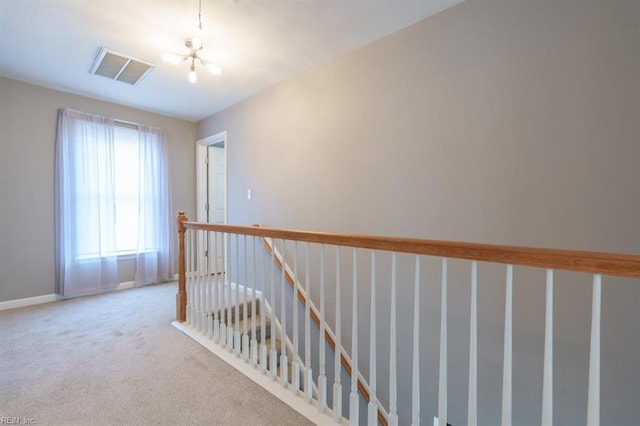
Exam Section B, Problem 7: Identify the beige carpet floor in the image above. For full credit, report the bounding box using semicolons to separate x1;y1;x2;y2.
0;282;313;426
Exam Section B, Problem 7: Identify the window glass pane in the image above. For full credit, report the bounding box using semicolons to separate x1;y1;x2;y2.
72;122;163;259
74;127;114;258
114;125;139;254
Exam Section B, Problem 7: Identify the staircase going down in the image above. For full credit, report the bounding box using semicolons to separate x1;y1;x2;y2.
173;275;320;424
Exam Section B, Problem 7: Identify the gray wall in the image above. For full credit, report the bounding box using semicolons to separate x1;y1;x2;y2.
0;77;197;302
197;0;640;424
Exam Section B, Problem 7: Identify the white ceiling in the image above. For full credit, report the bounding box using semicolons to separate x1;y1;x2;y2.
0;0;462;122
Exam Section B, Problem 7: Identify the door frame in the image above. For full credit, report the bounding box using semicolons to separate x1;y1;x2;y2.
196;131;228;224
196;131;228;275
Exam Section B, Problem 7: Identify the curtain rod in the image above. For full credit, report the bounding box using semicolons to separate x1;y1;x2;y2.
114;118;139;128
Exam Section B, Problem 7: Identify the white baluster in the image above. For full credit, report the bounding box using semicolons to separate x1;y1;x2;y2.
207;232;218;339
203;232;208;332
195;231;199;325
389;252;398;426
235;234;241;356
541;269;554;426
501;265;513;426
220;233;228;347
229;233;235;351
468;261;478;426
226;233;233;351
412;255;421;426
243;235;250;361
270;238;278;379
280;241;289;387
226;233;233;350
192;230;198;328
368;251;378;426
207;231;213;339
220;234;227;346
304;243;313;402
438;258;448;426
185;230;192;325
350;248;359;425
199;230;205;332
203;231;208;333
204;232;209;337
260;237;268;373
333;246;343;422
213;231;220;343
192;230;197;329
587;274;601;426
319;244;327;412
220;233;224;334
191;230;197;327
193;230;199;325
292;241;301;394
251;236;258;366
188;230;194;326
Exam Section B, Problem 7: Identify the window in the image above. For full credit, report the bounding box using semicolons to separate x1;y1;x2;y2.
56;109;172;296
75;123;157;259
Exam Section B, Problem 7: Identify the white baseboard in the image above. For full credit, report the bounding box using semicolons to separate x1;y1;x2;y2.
0;280;177;312
172;321;343;425
0;293;62;311
117;281;138;291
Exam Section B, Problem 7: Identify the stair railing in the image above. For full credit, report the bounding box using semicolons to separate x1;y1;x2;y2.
176;211;640;426
261;235;386;422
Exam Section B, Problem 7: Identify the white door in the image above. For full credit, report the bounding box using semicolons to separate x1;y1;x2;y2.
207;145;226;273
196;132;227;276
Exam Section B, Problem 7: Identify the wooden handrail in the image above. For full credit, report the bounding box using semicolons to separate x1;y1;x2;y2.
176;214;640;424
180;221;640;279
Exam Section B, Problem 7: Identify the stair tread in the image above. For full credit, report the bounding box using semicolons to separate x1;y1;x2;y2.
213;299;301;389
224;316;269;333
212;298;261;322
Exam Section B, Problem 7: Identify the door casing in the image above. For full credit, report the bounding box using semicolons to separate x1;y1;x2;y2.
196;131;227;274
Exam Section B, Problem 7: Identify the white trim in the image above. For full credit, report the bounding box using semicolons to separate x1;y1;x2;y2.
172;321;343;425
117;281;140;291
196;131;228;276
0;280;173;311
0;293;63;311
196;131;228;224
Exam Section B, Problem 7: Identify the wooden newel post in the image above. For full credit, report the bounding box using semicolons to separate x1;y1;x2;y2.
176;211;188;322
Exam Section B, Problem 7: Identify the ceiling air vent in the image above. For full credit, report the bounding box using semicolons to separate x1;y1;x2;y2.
90;47;155;85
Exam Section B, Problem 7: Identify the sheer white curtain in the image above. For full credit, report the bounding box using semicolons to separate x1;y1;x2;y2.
55;109;119;296
55;109;173;297
134;124;172;283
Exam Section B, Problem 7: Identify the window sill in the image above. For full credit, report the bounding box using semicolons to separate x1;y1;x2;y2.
76;251;156;262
